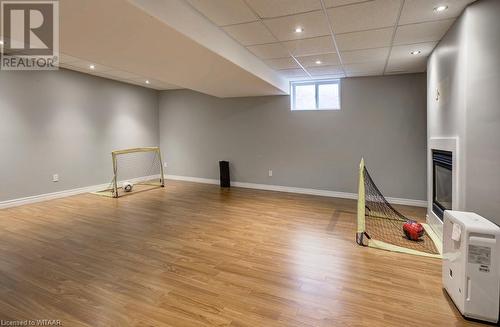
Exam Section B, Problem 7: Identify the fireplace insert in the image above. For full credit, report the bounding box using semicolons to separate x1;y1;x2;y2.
432;150;452;220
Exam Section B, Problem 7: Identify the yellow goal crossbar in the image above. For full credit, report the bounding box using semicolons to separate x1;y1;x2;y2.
111;147;161;156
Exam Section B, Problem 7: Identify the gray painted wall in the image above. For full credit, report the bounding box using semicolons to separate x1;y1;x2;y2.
0;69;159;202
428;0;500;225
427;5;468;209
159;74;427;201
464;0;500;225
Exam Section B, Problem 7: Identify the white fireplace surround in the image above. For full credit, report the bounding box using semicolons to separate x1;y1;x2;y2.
427;137;460;240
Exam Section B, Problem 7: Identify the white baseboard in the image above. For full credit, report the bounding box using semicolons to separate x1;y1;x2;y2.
165;174;428;207
0;174;427;210
0;174;161;209
165;174;219;185
0;183;107;209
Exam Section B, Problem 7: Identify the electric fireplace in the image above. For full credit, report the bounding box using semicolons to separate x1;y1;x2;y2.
432;150;453;220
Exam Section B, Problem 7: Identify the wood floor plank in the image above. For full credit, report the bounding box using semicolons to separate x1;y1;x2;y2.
0;181;486;326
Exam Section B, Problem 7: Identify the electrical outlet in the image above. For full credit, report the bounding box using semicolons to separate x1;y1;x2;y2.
164;162;167;168
268;170;273;177
52;174;59;182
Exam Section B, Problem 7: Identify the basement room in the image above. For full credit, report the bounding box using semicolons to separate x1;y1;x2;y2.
0;0;499;326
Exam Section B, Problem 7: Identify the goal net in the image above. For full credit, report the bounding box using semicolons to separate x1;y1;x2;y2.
93;147;164;198
356;158;442;258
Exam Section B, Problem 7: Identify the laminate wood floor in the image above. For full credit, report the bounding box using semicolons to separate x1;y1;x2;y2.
0;181;486;326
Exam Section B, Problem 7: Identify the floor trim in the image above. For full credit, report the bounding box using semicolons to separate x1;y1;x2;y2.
0;174;427;210
165;174;428;207
0;184;107;209
0;175;160;209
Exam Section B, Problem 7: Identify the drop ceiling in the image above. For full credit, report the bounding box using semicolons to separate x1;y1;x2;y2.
1;0;476;96
57;0;289;97
187;0;476;79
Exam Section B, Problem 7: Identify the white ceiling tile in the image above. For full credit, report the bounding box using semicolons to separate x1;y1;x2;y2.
263;10;330;41
314;73;345;79
399;0;476;25
283;36;335;56
307;65;343;76
336;28;393;51
327;0;402;34
278;68;309;78
389;41;438;60
247;42;290;59
347;71;384;77
245;0;322;18
223;21;276;46
386;56;427;74
341;47;390;64
287;76;313;81
186;0;257;26
344;61;386;75
323;0;368;8
265;57;299;69
296;53;340;67
347;71;383;77
394;19;454;45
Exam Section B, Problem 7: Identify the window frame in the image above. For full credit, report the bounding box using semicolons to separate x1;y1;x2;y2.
290;79;341;111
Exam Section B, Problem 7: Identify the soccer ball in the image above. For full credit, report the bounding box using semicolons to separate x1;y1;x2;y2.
123;181;134;192
403;220;425;241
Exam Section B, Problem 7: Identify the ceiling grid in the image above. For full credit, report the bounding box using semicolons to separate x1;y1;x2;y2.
382;0;406;75
186;0;476;80
240;0;313;78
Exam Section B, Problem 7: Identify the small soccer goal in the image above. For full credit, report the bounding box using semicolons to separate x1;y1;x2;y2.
356;158;442;258
93;147;165;198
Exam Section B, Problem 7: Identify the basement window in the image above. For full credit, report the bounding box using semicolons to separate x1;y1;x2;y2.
291;79;341;111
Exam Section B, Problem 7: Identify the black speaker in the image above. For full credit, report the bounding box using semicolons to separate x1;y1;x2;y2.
219;161;230;188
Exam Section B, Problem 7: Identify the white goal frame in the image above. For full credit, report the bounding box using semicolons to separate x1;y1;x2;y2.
111;147;165;197
93;147;165;198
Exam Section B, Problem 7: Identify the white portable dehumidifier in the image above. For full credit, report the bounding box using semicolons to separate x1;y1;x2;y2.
442;211;500;323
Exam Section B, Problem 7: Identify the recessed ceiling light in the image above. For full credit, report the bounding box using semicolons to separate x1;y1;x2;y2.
145;80;150;84
315;60;322;65
89;64;95;70
434;5;448;12
410;50;421;55
294;27;304;33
